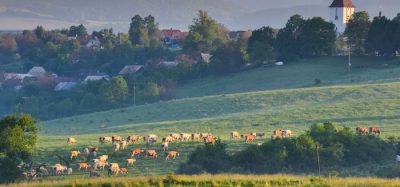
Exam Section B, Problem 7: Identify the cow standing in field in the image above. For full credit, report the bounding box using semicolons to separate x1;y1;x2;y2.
162;141;169;151
369;127;381;135
120;140;129;150
126;159;136;166
98;155;108;163
244;134;256;143
126;135;141;143
78;163;91;171
112;135;123;143
145;150;158;159
99;137;112;144
231;131;240;139
192;133;201;141
163;135;174;143
84;147;98;157
204;136;217;144
165;151;180;160
70;150;80;160
180;133;191;141
67;137;77;145
356;127;369;135
108;167;120;176
113;143;121;152
130;148;145;158
120;168;128;176
282;130;292;138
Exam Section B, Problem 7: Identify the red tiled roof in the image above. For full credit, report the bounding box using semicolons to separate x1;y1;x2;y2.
329;0;355;8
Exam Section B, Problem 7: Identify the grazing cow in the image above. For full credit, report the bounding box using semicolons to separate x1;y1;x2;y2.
241;134;251;139
273;130;282;136
83;148;90;156
126;159;136;166
120;168;128;175
99;137;112;144
90;170;101;177
113;143;121;152
192;133;201;141
204;136;217;144
170;133;180;141
109;163;119;170
245;135;256;143
130;148;145;158
50;164;64;175
356;127;369;135
112;135;123;143
255;133;265;138
126;135;141;143
84;147;98;156
146;137;157;146
163;135;174;143
145;150;158;159
200;133;211;139
231;131;240;139
108;167;120;176
93;161;108;170
98;155;108;162
67;137;77;145
120;140;129;150
180;133;191;141
369;127;381;135
162;141;169;151
282;130;292;137
165;151;179;160
70;150;80;160
78;163;91;171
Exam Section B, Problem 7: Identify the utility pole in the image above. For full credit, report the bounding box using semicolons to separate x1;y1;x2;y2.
348;44;351;72
133;82;136;106
316;144;321;178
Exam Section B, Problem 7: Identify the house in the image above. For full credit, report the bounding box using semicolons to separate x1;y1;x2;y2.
158;61;179;68
54;82;78;91
201;53;212;63
86;38;101;49
329;0;356;33
118;65;143;75
28;66;46;77
160;29;188;48
84;75;109;82
3;73;33;81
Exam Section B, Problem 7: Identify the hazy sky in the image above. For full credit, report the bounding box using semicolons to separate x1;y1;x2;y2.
0;0;398;32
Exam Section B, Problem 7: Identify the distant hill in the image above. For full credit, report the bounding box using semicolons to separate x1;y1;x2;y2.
0;0;399;32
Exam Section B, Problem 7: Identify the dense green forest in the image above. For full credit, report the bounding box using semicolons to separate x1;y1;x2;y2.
0;11;399;120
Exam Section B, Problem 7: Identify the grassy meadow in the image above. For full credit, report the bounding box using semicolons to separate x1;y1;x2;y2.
31;57;400;180
6;174;400;187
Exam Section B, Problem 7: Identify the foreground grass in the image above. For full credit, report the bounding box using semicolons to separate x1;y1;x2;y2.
6;174;400;187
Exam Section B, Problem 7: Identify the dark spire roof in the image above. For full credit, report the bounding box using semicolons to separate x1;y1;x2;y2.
329;0;356;8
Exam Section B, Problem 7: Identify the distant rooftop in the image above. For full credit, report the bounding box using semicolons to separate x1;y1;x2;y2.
329;0;356;8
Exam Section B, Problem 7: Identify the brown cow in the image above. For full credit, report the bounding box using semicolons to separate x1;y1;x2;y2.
145;150;158;159
369;127;381;135
245;134;256;143
67;137;77;145
130;148;145;158
356;127;369;135
163;135;174;143
273;130;282;136
70;150;80;160
112;135;123;143
120;168;128;175
78;163;91;171
108;167;120;176
127;135;142;143
204;136;217;144
165;151;180;160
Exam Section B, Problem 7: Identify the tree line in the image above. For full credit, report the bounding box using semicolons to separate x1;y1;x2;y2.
0;11;399;120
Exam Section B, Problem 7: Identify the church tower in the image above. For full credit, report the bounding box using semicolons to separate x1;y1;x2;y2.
329;0;356;33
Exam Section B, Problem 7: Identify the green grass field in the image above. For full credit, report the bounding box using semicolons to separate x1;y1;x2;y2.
33;57;400;179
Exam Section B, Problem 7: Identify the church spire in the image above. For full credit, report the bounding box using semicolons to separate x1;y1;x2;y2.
329;0;356;8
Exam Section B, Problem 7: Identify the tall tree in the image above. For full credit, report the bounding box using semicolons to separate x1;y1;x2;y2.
210;42;247;75
276;15;305;61
144;15;161;47
365;16;391;55
68;24;87;36
247;26;277;65
101;76;129;103
129;15;149;46
300;17;336;57
0;114;38;183
183;10;228;57
344;11;371;55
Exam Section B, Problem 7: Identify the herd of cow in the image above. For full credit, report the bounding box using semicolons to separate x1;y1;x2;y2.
21;127;379;179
